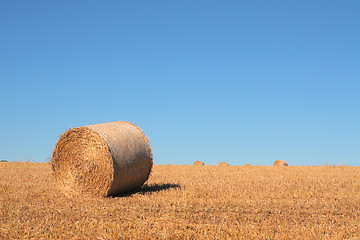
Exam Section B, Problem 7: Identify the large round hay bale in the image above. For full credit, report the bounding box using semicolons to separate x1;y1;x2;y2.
51;121;153;197
219;162;229;166
245;164;253;167
193;161;205;166
273;160;288;166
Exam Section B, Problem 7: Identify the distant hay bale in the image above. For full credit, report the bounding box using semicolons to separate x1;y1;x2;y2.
51;121;153;197
245;164;253;166
193;161;205;166
219;162;229;167
273;160;288;166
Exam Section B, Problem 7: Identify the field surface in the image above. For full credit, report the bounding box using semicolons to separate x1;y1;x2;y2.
1;162;360;239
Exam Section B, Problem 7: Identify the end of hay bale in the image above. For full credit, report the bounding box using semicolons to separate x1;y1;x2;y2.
193;161;205;166
51;121;153;197
219;162;229;166
273;160;288;166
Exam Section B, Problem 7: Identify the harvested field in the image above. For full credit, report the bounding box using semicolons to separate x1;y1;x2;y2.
1;162;360;239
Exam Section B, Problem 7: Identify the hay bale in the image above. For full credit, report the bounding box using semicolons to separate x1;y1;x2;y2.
193;161;205;166
245;164;253;166
219;162;229;166
273;160;288;166
51;121;153;197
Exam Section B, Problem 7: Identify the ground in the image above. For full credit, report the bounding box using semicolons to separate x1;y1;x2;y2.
1;162;360;239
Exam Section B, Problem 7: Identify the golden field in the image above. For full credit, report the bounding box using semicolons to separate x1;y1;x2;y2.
1;162;360;239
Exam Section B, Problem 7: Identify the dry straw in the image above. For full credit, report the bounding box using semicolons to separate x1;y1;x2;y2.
245;164;253;167
193;161;205;166
273;160;289;166
219;162;229;167
51;121;153;197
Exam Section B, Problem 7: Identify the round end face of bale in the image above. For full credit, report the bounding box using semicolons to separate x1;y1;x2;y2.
273;160;288;166
51;127;114;197
219;162;229;166
193;161;205;166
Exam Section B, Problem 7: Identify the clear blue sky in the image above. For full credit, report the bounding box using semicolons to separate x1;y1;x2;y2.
1;1;359;166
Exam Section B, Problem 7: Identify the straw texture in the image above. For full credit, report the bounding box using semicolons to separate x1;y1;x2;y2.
219;162;229;166
273;160;289;166
51;121;153;197
193;161;205;166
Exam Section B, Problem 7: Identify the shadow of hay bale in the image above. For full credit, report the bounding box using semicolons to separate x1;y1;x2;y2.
113;183;181;197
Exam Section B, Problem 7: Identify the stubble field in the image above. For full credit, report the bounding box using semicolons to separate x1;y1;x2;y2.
1;162;360;239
